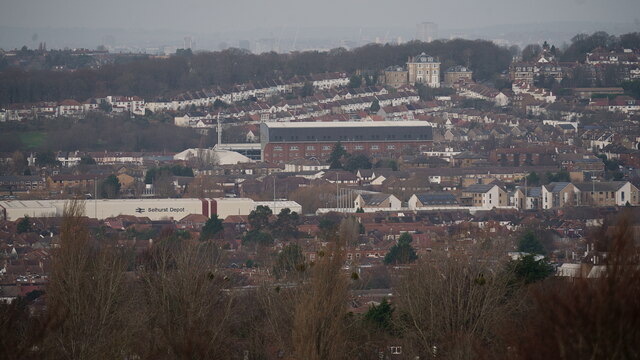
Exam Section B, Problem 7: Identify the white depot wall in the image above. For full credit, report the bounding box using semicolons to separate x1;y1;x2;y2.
254;201;302;214
213;198;255;219
0;199;205;221
0;200;59;221
1;198;303;221
84;199;205;221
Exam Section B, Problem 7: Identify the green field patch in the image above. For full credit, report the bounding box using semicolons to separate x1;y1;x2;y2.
20;132;46;149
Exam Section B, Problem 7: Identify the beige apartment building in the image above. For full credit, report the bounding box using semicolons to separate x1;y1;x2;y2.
574;181;639;206
444;65;473;86
407;52;440;88
383;65;409;88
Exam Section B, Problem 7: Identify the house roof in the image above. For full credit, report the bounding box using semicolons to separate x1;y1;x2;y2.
573;181;628;192
522;187;542;197
410;53;438;63
59;99;82;106
178;214;209;223
463;184;497;193
544;182;571;193
359;193;393;206
445;65;471;73
415;192;458;205
453;151;487;160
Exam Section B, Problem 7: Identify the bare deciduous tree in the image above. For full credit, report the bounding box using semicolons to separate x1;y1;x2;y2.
292;238;349;360
289;183;337;214
137;239;235;359
153;170;176;198
339;216;361;247
510;214;640;360
45;199;133;359
396;249;518;359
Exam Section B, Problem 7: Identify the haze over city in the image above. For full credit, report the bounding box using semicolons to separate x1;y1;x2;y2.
1;0;640;51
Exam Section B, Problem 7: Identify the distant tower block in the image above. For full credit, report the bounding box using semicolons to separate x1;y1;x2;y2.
416;22;438;42
183;36;193;50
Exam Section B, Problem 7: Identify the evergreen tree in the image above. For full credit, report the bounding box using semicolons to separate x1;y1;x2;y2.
509;254;555;284
384;232;418;265
17;216;32;234
248;205;272;231
348;75;362;88
364;298;395;333
518;230;546;254
200;215;224;241
100;175;121;199
328;142;348;169
370;99;380;112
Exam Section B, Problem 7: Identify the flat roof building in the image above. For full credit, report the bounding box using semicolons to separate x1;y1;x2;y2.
0;198;302;221
260;121;434;163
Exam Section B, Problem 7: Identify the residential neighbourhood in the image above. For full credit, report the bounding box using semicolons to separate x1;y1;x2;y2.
1;25;640;359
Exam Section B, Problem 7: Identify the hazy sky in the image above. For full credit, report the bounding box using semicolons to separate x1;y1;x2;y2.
1;0;639;33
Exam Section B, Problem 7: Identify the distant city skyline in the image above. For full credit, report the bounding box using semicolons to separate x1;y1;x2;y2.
2;0;640;33
1;0;639;52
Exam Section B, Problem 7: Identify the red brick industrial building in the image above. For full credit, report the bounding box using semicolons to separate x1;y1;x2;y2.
260;121;434;163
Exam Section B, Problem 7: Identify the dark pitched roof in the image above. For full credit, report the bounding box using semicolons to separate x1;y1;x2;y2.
573;181;628;192
416;192;458;205
360;193;393;206
544;182;571;193
464;184;497;193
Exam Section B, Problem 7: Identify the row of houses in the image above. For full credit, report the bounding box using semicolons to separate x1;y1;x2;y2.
345;180;638;214
514;181;639;210
1;73;350;121
147;72;349;112
1;96;145;121
174;88;422;128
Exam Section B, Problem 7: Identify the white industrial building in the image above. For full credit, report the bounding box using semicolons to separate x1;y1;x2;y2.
173;148;252;165
0;198;301;221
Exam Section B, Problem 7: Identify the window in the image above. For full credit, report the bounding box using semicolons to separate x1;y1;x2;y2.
273;146;283;151
322;145;331;150
371;145;379;150
354;145;364;150
290;146;299;151
387;145;395;150
306;145;315;151
390;346;402;355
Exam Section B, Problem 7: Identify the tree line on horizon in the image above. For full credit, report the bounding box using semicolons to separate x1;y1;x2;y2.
0;38;514;106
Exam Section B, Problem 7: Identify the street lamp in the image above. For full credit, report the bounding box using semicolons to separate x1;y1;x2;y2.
591;175;597;206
